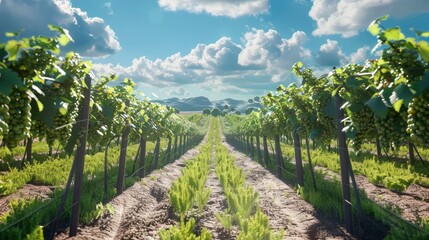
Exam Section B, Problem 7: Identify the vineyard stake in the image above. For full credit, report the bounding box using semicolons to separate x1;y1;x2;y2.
335;93;353;233
69;74;92;237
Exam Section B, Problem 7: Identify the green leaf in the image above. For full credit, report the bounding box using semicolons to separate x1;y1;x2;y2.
26;89;44;112
5;30;22;38
0;68;23;95
410;71;429;95
39;94;57;127
5;32;15;37
5;40;20;61
366;96;389;119
345;76;360;89
309;128;321;140
323;97;336;118
391;83;414;108
59;103;68;115
58;34;71;46
393;99;404;112
382;27;405;41
411;28;429;38
48;24;74;45
368;22;381;36
417;40;429;62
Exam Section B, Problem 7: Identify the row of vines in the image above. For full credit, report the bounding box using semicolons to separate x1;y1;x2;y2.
0;27;207;239
222;16;429;239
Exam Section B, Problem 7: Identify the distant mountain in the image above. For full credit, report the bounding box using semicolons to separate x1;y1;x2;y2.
154;96;262;112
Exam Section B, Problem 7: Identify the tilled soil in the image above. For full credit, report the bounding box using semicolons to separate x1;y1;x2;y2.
0;184;53;217
195;144;237;240
55;135;207;240
221;138;354;240
317;166;429;224
56;130;353;240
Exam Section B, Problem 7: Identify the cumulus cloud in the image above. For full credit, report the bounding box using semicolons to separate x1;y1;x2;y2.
309;0;429;37
315;40;372;71
163;87;190;97
93;29;311;98
350;46;370;64
315;39;347;67
158;0;269;18
0;0;120;57
103;2;113;15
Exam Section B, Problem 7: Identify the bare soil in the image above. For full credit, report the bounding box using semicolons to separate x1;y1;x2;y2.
0;184;53;217
55;129;355;240
221;137;354;240
317;166;429;224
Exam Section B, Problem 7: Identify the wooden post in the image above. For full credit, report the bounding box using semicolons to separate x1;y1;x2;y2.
376;138;382;158
408;141;415;166
263;136;269;167
335;93;352;233
26;137;33;164
274;135;282;178
305;138;317;190
69;74;92;237
139;139;147;178
172;135;178;159
256;135;262;163
154;138;161;169
116;100;130;195
165;137;172;164
293;130;304;186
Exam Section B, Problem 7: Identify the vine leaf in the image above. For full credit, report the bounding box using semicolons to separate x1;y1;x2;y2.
417;41;429;62
0;68;23;95
382;27;405;41
392;84;414;108
411;28;429;38
366;96;388;119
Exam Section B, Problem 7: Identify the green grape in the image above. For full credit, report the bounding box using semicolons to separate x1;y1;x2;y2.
407;93;429;147
350;107;375;151
374;109;407;150
3;88;32;150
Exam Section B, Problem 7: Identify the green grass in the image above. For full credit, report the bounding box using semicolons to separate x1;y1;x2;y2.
225;134;429;239
277;142;429;192
0;134;204;240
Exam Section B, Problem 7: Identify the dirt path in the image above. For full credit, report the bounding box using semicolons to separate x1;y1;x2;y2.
317;166;429;224
55;133;209;240
0;184;53;218
55;125;357;240
264;140;429;226
222;137;354;240
195;143;234;239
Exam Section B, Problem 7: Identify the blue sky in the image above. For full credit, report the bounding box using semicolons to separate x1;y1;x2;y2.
1;0;429;100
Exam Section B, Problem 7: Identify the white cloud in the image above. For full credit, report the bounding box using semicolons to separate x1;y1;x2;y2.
309;0;429;37
93;29;311;98
158;0;269;18
349;46;370;64
315;39;346;67
163;87;190;97
103;2;113;15
315;40;372;69
0;0;120;57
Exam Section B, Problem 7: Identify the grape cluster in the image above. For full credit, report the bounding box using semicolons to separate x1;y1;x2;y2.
382;41;425;82
350;107;375;151
0;94;11;135
16;49;54;78
3;88;32;149
30;120;47;140
374;109;407;150
407;93;429;146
